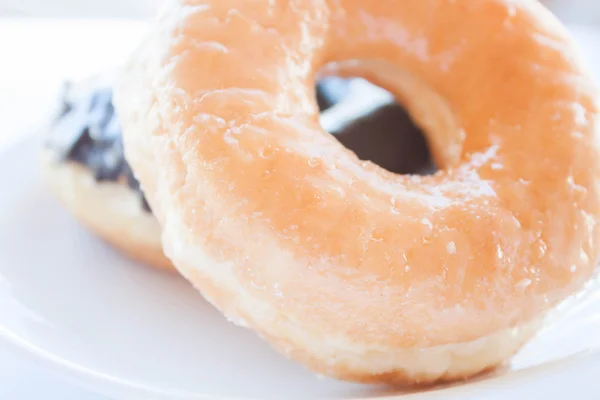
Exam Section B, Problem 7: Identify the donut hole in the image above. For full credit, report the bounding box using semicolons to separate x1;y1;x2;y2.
318;77;437;175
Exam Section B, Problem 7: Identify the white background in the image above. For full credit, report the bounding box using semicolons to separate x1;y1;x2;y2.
0;0;160;17
1;0;598;21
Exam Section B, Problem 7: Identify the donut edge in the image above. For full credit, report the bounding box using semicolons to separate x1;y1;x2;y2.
40;150;173;272
168;236;541;385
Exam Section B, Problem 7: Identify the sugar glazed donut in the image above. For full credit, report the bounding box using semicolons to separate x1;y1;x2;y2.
116;0;600;384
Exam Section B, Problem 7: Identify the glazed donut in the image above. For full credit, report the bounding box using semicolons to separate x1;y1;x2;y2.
116;0;600;383
43;72;431;271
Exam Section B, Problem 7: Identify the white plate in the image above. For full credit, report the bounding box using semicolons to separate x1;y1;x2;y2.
1;136;600;400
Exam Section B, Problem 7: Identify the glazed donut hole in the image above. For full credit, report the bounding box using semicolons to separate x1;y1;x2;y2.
317;76;437;176
316;50;480;178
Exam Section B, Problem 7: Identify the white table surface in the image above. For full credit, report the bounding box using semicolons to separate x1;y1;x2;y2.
2;1;599;24
0;18;599;400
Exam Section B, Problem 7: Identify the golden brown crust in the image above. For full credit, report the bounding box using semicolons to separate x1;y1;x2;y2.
178;262;540;385
116;0;600;384
40;150;173;271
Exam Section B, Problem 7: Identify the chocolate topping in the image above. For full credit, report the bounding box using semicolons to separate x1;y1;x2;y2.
45;76;433;215
334;103;435;175
45;79;152;211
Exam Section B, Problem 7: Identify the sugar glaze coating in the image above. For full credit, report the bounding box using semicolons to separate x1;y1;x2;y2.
116;0;600;384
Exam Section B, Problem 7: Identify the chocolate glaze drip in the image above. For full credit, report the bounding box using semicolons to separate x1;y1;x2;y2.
45;76;433;214
333;103;435;175
46;81;152;211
